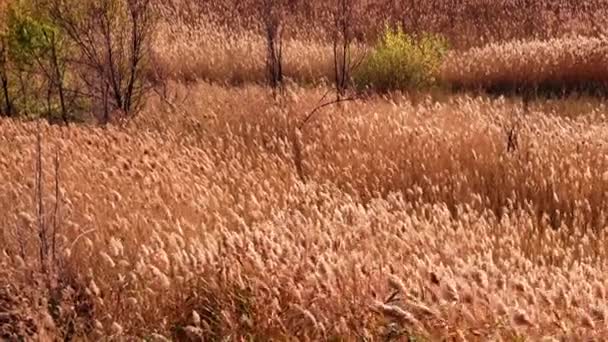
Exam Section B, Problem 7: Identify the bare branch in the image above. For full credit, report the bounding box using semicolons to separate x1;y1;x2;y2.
298;96;358;130
35;123;47;274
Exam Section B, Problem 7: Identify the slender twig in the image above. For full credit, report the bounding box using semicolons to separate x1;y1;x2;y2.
291;94;358;184
69;228;97;251
52;147;60;268
291;127;306;183
298;96;357;130
35;123;48;274
312;88;334;109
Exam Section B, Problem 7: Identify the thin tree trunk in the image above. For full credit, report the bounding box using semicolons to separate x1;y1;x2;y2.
35;127;48;274
0;74;11;117
0;40;11;117
124;11;141;113
100;10;123;110
18;72;29;116
333;0;350;101
52;149;60;268
103;81;110;124
49;33;68;124
264;0;283;91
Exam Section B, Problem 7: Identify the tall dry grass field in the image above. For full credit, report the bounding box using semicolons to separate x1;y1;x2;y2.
156;0;608;48
151;8;608;94
441;36;608;93
4;0;608;341
3;83;608;340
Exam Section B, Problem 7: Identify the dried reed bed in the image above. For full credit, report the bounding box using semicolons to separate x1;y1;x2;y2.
3;83;608;339
151;19;360;85
151;15;608;96
156;0;608;48
441;35;608;93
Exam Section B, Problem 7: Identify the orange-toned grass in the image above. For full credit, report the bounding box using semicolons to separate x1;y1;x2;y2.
441;35;608;92
151;15;608;97
3;82;608;340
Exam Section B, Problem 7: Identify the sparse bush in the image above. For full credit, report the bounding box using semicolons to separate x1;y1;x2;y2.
48;0;156;123
0;0;155;124
353;26;448;91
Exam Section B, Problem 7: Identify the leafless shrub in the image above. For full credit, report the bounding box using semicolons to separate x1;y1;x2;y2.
261;0;284;91
331;0;352;100
48;0;155;124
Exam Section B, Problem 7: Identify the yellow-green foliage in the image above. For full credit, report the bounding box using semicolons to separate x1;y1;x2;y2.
6;7;58;64
2;1;67;119
354;26;448;91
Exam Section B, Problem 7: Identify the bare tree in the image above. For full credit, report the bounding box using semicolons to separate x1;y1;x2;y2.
262;0;284;91
47;31;68;124
0;37;12;117
48;0;155;124
28;28;70;124
332;0;352;101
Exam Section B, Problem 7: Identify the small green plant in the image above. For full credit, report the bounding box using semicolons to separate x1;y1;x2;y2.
354;25;448;92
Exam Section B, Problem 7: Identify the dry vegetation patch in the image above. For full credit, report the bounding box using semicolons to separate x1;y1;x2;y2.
442;35;608;94
4;0;608;340
152;15;608;97
3;84;608;339
151;19;363;85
